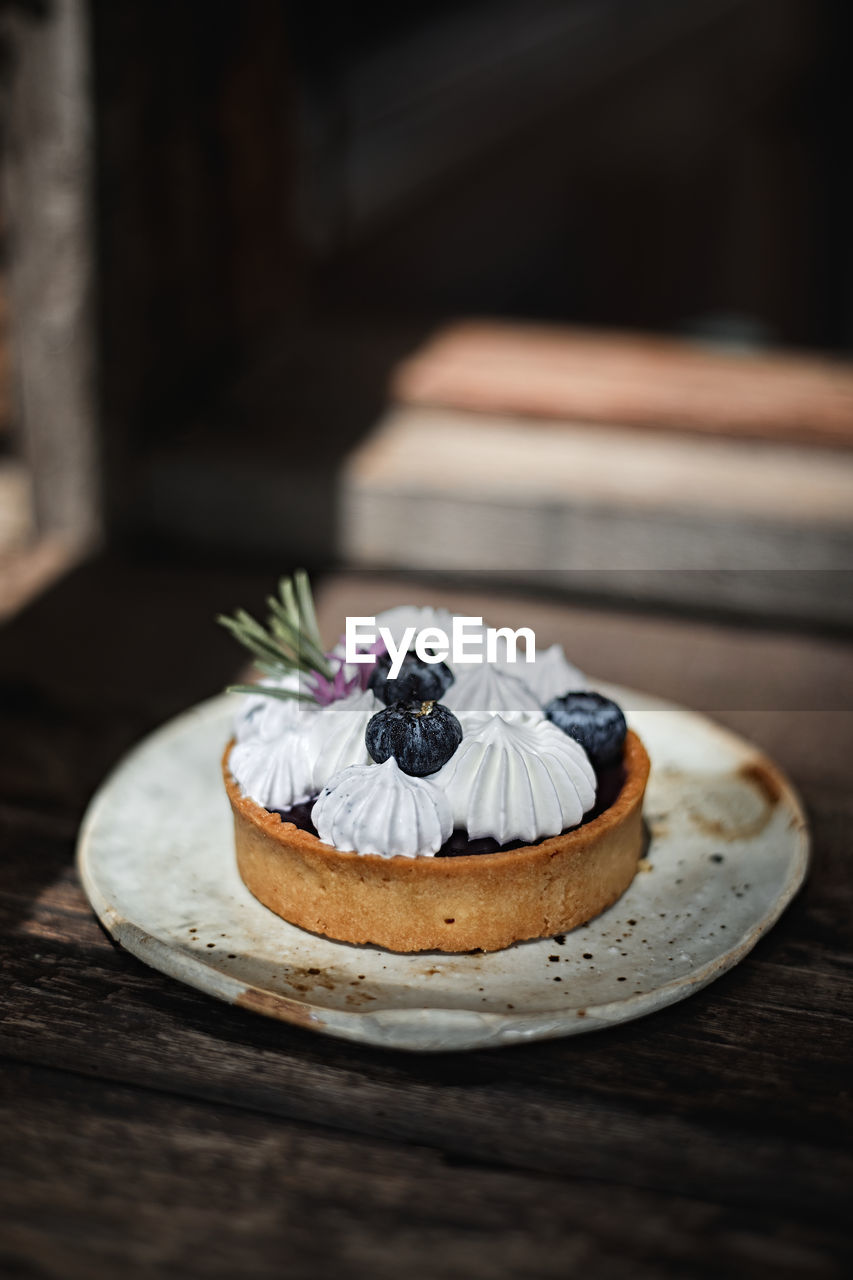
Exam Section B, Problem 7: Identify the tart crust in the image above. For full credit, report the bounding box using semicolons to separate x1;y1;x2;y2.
223;729;650;953
222;732;648;952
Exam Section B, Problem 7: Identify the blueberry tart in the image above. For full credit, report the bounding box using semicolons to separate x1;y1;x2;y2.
219;575;650;952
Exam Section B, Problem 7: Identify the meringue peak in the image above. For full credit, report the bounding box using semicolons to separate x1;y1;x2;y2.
312;758;452;857
435;714;596;845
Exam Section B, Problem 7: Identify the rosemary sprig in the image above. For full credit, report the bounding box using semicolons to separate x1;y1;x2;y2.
217;569;333;703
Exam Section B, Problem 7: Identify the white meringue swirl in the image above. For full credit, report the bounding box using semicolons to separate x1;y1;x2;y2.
312;758;452;857
441;663;543;720
434;714;596;844
304;687;381;791
231;686;380;810
507;643;587;704
229;728;316;810
233;674;317;743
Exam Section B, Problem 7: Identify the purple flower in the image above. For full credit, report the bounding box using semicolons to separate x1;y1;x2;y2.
307;635;387;706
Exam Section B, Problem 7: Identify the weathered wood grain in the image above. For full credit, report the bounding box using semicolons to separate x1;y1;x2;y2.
2;1065;846;1280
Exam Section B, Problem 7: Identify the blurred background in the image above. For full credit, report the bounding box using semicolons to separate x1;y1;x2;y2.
0;0;852;626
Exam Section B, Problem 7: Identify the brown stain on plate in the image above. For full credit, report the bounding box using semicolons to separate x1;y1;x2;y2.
688;809;769;841
236;987;325;1028
284;965;337;992
687;759;782;842
345;990;378;1006
738;759;784;807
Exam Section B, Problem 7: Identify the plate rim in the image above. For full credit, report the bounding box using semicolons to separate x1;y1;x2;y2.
76;688;811;1051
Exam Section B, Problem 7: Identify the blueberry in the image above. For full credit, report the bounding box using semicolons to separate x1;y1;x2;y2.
368;651;454;706
545;691;627;768
365;700;463;776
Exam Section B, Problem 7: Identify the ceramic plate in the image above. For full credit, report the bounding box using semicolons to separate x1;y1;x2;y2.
76;687;809;1052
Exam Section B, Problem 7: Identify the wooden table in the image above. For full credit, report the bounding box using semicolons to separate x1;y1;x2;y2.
1;555;851;1279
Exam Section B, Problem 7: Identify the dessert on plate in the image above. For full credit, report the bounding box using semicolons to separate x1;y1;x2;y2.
219;573;650;953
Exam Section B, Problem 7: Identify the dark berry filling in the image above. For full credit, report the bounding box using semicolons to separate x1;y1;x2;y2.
268;758;626;856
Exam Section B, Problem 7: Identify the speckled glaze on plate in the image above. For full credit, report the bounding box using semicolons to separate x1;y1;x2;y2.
76;687;809;1052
